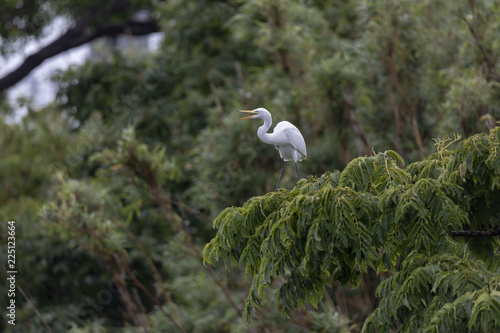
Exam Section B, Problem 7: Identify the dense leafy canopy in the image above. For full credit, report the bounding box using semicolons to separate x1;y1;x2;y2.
205;127;500;331
1;0;500;332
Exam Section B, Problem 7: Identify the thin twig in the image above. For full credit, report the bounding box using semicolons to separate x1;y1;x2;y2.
208;75;224;119
177;214;244;317
3;266;54;332
151;190;244;318
459;11;500;82
114;254;188;333
385;40;404;155
106;261;147;329
341;88;371;156
451;226;500;237
130;154;244;319
150;188;212;223
118;221;184;326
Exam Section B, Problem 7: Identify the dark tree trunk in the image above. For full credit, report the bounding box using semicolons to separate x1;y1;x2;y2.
0;0;160;93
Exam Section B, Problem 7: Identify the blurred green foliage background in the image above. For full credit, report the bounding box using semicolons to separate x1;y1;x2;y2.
1;0;499;331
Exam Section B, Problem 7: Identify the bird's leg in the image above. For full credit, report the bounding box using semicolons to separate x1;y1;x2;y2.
276;159;285;192
295;161;299;183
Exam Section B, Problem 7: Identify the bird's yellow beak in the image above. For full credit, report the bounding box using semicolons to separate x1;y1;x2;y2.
238;110;257;121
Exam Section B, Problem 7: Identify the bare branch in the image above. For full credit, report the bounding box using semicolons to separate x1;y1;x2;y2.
2;266;54;332
459;11;500;83
114;254;187;333
451;226;500;237
0;1;159;93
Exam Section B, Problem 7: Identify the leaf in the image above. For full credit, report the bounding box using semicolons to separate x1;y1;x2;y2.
205;126;500;323
307;290;321;309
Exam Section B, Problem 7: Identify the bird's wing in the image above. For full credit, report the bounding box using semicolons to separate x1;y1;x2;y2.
275;121;307;160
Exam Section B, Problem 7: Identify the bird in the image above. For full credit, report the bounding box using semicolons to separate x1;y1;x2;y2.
238;107;307;191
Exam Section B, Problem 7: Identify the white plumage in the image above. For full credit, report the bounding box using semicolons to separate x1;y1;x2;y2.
239;107;307;191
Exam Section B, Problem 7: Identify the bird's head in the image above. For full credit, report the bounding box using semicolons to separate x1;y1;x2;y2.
238;107;270;121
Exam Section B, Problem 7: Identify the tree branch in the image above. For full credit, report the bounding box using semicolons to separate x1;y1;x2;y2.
0;1;159;93
459;10;500;83
451;226;500;237
341;87;372;157
114;253;187;333
2;266;54;332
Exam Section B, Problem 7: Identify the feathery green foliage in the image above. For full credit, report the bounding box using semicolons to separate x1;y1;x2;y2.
3;0;500;331
204;126;500;330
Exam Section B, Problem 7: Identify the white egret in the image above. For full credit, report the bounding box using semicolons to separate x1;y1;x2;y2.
239;107;307;191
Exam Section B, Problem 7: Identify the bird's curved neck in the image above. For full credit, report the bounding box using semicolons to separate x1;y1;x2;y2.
257;115;273;144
